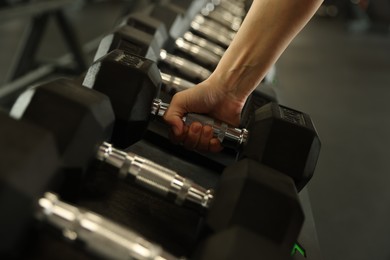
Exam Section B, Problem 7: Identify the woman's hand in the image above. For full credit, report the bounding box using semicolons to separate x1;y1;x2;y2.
163;77;246;152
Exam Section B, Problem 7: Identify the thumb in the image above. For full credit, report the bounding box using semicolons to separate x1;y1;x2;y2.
163;95;187;136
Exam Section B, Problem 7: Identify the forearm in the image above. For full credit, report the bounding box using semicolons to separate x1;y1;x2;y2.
210;0;323;102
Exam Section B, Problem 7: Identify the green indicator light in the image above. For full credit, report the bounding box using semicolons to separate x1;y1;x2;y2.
291;243;306;257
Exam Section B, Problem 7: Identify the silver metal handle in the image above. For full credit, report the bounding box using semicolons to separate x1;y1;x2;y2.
161;73;195;93
190;20;231;47
202;8;242;31
97;143;214;209
37;192;179;260
183;32;225;57
151;99;248;150
215;1;246;18
159;49;211;81
194;14;237;40
174;38;220;67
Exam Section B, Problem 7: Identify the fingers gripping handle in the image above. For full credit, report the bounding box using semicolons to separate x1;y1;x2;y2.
152;99;248;150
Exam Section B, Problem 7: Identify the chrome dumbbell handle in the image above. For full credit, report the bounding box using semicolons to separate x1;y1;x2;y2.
159;50;211;81
202;7;243;31
214;0;246;18
161;72;195;92
151;99;248;150
183;31;225;57
38;192;179;260
97;142;214;209
190;19;232;47
193;15;236;41
175;38;220;67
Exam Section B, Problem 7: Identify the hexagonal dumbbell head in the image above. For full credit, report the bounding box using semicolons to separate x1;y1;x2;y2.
240;103;321;191
0;112;59;255
123;13;169;50
207;159;304;253
194;227;288;260
94;25;160;62
83;50;161;148
10;79;114;191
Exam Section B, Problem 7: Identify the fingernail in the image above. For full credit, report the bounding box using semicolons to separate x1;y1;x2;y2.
192;123;201;134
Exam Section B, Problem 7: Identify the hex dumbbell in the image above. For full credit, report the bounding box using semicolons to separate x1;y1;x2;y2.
84;50;321;190
95;25;212;82
0;112;178;260
125;14;221;69
141;4;226;56
11;79;213;208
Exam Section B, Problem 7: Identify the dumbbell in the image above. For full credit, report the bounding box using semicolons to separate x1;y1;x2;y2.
195;158;304;258
10;79;213;209
206;0;247;19
189;16;231;48
147;3;232;48
94;25;212;82
0;112;178;260
134;3;226;56
84;50;321;190
200;4;243;31
168;0;241;38
123;13;222;69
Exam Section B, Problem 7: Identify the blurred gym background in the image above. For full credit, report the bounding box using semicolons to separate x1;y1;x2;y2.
0;0;389;259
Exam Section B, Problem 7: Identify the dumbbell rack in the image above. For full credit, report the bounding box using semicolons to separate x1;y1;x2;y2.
1;0;323;259
20;136;321;259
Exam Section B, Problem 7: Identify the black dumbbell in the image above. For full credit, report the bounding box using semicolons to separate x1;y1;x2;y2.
194;227;287;260
141;3;227;57
11;79;213;208
94;25;212;82
84;50;320;190
0;112;178;259
198;158;304;258
123;13;221;70
147;3;232;49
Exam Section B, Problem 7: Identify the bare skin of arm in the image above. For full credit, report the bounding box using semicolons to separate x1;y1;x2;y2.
164;0;323;152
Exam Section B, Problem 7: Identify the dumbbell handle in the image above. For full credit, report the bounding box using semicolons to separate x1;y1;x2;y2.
37;192;179;260
183;31;225;57
190;20;231;48
161;72;195;92
97;142;213;209
159;50;211;82
151;99;248;150
175;38;220;67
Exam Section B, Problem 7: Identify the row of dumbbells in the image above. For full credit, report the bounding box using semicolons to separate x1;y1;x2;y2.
1;62;314;259
0;0;321;259
94;0;274;93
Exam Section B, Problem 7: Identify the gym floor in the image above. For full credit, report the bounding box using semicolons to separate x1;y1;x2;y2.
0;1;389;260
